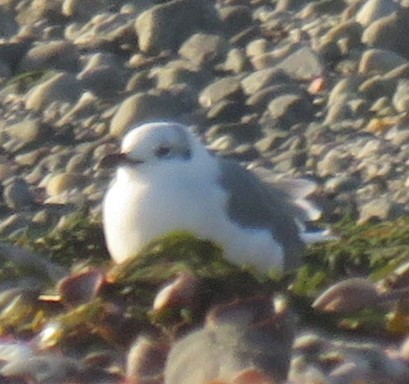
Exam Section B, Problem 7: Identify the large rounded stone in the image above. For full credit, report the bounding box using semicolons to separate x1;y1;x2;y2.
179;33;229;67
110;91;193;136
135;0;221;54
19;41;80;72
25;73;82;111
199;77;243;108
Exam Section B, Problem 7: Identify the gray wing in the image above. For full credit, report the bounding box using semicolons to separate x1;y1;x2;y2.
218;159;305;270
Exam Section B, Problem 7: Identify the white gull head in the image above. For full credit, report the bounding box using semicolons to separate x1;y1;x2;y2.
102;121;330;272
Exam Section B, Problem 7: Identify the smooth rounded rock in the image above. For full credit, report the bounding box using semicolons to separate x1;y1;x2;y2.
3;178;36;210
25;73;82;111
135;0;221;54
179;33;229;67
199;77;243;108
109;91;193;137
19;41;80;72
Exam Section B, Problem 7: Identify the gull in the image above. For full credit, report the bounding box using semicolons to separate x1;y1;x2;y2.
101;121;331;272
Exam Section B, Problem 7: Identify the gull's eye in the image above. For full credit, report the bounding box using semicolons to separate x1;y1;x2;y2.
155;145;171;158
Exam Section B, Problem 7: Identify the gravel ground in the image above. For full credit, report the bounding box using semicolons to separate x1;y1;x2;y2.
1;0;409;383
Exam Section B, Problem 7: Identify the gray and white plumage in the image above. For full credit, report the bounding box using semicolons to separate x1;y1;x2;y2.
102;121;330;272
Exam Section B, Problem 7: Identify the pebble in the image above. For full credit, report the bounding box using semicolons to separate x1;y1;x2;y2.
25;72;82;111
179;33;229;67
2;178;35;210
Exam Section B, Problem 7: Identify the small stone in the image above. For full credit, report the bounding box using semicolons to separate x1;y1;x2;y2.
273;46;325;81
179;33;229;67
25;73;82;111
135;0;221;54
393;79;409;113
359;49;408;74
199;77;243;108
268;94;314;126
356;0;399;27
317;148;351;177
109;90;192;137
358;198;403;224
223;48;248;73
19;41;80;72
45;173;84;197
241;68;290;95
3;178;36;210
362;11;409;59
5;118;45;149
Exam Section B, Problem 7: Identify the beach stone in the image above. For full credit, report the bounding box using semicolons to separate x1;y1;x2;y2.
356;0;399;27
218;5;252;36
199;77;243;108
241;68;290;95
109;91;192;136
392;79;409;113
320;21;363;52
358;198;402;224
206;100;243;123
358;76;396;101
16;0;65;26
317;148;351;177
223;48;248;73
3;178;36;210
359;49;408;74
324;175;361;194
0;7;18;37
362;10;409;59
246;84;303;111
0;42;32;70
152;61;211;90
179;33;229;67
25;73;82;111
62;0;112;20
268;94;314;126
126;70;153;92
78;65;126;97
273;46;325;81
45;172;84;197
4;118;45;147
19;41;80;73
135;0;221;54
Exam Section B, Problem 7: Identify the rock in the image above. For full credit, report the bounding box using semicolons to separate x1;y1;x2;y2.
273;46;325;80
356;0;399;27
45;172;84;197
19;41;80;73
241;68;290;95
0;42;31;72
317;148;351;177
109;90;193;136
223;48;248;73
218;5;252;37
4;119;45;150
362;10;409;59
0;7;19;37
392;79;409;113
246;84;303;111
359;49;409;74
78;65;126;97
3;178;36;210
62;0;112;20
135;0;221;54
152;61;210;90
268;94;314;127
199;77;243;108
358;198;402;224
179;33;229;67
25;72;82;111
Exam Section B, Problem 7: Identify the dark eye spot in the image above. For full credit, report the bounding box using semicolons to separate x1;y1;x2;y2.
155;145;171;157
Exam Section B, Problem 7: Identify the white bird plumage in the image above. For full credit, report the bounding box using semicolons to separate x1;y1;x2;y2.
102;122;331;272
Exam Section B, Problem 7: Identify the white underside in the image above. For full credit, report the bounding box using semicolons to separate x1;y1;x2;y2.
103;143;284;272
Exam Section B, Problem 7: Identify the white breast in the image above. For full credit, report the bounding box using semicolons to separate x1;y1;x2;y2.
103;150;284;271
